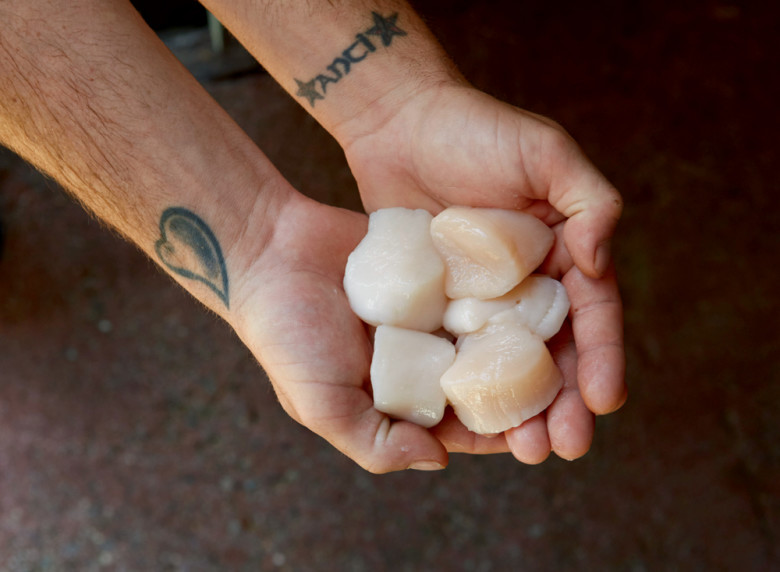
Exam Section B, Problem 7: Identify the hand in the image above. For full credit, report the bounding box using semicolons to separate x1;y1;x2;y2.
341;83;626;463
232;194;450;473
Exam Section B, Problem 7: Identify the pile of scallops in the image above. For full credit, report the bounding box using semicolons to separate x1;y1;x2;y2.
344;206;570;435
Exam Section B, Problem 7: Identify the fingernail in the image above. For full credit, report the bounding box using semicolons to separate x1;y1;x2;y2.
595;240;612;276
408;461;445;471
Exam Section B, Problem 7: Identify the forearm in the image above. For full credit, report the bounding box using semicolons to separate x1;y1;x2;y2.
0;0;291;316
201;0;463;143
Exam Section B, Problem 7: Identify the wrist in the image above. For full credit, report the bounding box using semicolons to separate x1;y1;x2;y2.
204;1;466;146
313;8;465;144
327;60;465;151
297;8;466;146
0;0;297;325
221;177;295;318
228;192;365;348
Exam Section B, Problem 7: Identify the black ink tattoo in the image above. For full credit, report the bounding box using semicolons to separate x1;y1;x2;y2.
343;33;377;63
365;11;407;47
294;12;406;107
295;77;324;107
155;207;229;309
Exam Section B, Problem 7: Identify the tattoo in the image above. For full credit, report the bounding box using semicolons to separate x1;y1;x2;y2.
155;207;229;309
295;12;407;107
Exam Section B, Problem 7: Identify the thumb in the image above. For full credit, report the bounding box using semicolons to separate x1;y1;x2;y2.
327;403;450;473
280;386;449;473
540;132;623;278
562;184;622;278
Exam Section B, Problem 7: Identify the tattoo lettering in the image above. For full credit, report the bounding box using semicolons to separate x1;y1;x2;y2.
294;12;407;107
155;207;230;309
343;33;377;62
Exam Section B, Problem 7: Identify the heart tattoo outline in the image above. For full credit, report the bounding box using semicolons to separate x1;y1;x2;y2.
155;207;230;309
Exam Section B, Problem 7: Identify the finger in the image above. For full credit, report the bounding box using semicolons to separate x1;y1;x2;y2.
542;132;623;278
242;286;448;474
547;330;595;460
505;413;551;464
335;404;450;473
562;191;621;278
563;263;627;415
262;326;449;473
278;381;449;474
538;220;573;279
431;408;510;454
521;199;567;227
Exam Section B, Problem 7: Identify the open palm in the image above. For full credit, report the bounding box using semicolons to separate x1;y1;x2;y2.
233;195;450;473
342;84;626;462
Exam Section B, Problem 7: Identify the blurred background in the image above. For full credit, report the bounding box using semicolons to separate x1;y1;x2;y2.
0;0;777;569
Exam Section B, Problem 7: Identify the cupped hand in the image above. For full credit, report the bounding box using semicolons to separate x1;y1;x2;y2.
341;83;626;463
232;193;450;473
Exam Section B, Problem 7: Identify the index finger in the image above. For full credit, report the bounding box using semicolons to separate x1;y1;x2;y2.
537;128;623;278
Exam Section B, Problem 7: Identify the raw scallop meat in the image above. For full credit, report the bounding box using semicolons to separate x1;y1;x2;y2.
371;325;455;428
344;208;446;332
430;206;554;300
440;311;563;434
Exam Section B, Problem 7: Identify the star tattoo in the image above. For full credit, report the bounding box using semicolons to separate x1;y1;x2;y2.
365;11;407;47
295;77;324;107
293;12;409;107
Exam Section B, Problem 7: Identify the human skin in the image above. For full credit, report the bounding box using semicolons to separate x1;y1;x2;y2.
0;0;624;471
204;0;626;463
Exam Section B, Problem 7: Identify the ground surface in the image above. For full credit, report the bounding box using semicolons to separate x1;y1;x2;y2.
1;1;778;570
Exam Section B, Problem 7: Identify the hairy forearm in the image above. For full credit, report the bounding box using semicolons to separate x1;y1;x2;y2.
201;0;463;142
0;0;290;315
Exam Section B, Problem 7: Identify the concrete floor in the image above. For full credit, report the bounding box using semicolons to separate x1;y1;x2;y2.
1;1;777;569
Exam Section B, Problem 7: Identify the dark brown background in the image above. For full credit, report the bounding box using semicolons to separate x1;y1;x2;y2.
1;0;777;569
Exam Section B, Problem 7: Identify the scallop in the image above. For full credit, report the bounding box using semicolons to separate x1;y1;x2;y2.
370;325;455;428
430;206;554;300
344;208;446;332
440;311;563;435
443;275;569;340
344;206;568;436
